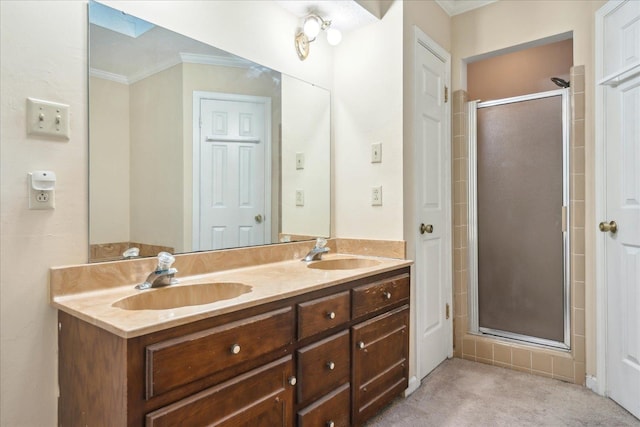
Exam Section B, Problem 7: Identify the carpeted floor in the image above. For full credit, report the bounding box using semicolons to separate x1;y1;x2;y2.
366;358;640;426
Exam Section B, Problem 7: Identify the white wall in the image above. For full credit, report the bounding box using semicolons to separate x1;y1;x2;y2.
333;0;404;240
0;1;334;425
0;2;88;425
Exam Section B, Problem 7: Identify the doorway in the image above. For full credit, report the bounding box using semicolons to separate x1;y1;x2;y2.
468;89;571;349
192;91;272;251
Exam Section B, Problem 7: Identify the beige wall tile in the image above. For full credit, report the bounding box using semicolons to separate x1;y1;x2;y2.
462;354;477;362
476;339;493;360
532;352;553;374
512;348;532;369
463;336;476;356
494;361;510;369
574;362;586;385
572;173;585;201
572;119;585;148
571;146;585;174
512;365;532;374
476;357;493;367
494;343;512;364
572;254;585;282
574;281;585;310
571;201;584;227
571;228;585;255
574;308;585;336
573;335;585;363
573;92;584;120
553;356;575;379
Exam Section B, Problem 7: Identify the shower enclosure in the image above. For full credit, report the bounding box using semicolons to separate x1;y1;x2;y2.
467;89;570;349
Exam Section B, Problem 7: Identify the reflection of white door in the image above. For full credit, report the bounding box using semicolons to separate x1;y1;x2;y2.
596;0;640;419
193;93;271;251
414;29;452;380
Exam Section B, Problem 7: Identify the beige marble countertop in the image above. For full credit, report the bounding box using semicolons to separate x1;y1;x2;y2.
51;254;412;338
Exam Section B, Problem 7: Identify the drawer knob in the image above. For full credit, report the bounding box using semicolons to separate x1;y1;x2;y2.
327;311;336;320
357;341;365;349
288;376;297;386
230;344;241;354
327;421;335;427
383;291;392;300
326;361;335;370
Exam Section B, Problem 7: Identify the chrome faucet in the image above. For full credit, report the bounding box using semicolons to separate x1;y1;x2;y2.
302;238;330;262
136;252;179;290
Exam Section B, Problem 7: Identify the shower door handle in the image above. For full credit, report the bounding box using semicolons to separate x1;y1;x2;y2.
599;220;618;234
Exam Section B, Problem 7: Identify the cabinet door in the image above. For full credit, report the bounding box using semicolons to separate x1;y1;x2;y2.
352;305;409;425
145;356;295;427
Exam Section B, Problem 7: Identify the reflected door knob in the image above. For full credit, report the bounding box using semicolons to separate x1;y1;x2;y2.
420;223;434;234
255;214;263;224
599;220;618;234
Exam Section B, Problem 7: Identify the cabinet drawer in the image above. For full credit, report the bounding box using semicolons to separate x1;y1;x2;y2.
298;383;350;427
352;305;409;425
297;330;350;406
352;274;409;319
298;291;350;339
146;356;294;427
146;307;294;398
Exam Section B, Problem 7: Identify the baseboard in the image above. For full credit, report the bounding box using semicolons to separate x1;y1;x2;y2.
586;375;601;395
404;376;420;397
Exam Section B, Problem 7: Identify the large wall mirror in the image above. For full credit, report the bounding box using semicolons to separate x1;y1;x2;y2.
88;1;330;262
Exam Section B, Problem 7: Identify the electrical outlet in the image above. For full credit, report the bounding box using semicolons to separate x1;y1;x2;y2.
371;186;382;206
372;143;382;163
295;189;304;206
29;189;55;209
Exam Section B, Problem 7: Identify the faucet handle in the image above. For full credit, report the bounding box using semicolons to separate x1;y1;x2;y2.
315;237;327;249
156;252;175;271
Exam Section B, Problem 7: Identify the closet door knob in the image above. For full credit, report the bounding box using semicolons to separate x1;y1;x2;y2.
288;376;297;386
326;361;335;370
599;220;618;234
230;344;241;354
383;291;392;300
327;311;336;319
420;223;434;234
357;341;365;349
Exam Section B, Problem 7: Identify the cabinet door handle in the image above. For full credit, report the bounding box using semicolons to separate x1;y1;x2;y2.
230;344;241;354
288;376;297;386
326;361;335;370
326;311;336;319
383;291;392;300
357;341;365;349
326;421;335;427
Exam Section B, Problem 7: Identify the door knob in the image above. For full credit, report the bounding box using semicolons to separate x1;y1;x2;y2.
255;214;263;224
599;221;618;234
420;223;433;234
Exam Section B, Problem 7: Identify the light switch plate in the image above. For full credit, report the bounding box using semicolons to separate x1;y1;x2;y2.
371;186;382;206
371;143;382;163
296;152;305;170
27;98;70;139
295;189;304;206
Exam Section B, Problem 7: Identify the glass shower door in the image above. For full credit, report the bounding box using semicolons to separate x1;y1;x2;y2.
469;90;570;348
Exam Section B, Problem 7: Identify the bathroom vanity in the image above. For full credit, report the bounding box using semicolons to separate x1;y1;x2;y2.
52;242;411;427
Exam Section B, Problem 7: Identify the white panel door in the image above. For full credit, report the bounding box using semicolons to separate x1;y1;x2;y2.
415;37;452;379
199;98;266;250
604;74;640;419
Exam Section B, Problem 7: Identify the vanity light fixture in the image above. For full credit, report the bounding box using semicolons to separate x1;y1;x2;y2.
295;13;342;61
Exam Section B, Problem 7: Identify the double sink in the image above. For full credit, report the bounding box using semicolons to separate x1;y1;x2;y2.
112;257;381;311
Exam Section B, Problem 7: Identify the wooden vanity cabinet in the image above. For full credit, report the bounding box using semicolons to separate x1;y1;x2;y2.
57;266;410;427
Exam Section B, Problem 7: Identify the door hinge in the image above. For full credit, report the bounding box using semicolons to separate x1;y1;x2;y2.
444;85;449;103
446;303;450;320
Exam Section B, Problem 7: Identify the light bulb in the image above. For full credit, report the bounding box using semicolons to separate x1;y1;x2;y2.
326;28;342;46
303;16;321;39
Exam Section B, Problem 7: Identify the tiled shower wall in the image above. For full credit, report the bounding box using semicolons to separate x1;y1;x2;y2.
452;66;586;385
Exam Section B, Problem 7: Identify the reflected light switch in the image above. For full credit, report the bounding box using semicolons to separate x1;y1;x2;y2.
296;152;305;170
295;189;304;206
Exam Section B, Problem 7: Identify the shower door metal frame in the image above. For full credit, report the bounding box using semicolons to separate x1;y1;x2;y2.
467;89;571;350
